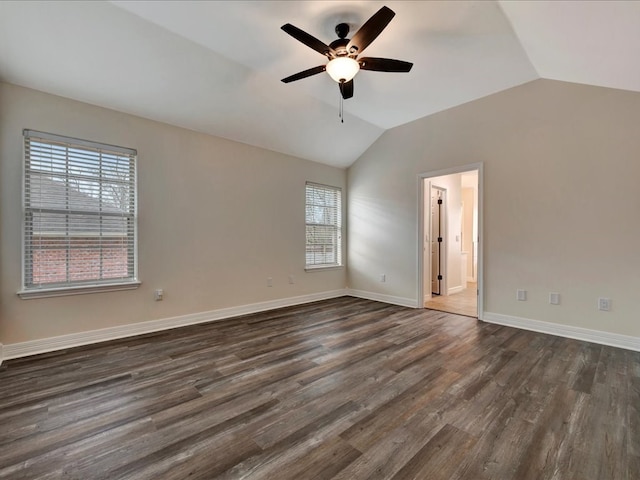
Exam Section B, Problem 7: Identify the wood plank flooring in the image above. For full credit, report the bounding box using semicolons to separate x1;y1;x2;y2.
1;296;638;479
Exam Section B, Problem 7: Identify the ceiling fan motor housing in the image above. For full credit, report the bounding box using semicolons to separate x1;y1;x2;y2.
329;38;351;57
329;23;355;57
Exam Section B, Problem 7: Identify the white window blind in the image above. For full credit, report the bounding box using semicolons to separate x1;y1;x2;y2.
22;130;138;293
305;182;342;268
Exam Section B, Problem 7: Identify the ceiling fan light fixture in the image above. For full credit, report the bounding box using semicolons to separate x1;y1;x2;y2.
326;57;360;83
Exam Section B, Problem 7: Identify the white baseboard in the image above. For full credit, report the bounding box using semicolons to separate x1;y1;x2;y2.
347;289;418;308
483;312;640;352
448;285;465;295
3;289;348;361
9;293;634;361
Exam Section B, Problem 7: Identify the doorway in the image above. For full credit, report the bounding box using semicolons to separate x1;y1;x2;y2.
419;164;482;318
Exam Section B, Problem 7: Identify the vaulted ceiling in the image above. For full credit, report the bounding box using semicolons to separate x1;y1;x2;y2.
1;1;638;167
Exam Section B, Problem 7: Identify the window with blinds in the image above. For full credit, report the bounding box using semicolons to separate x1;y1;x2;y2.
22;130;138;294
305;182;342;268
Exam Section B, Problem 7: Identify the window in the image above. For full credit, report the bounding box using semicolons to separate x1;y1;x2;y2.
20;130;138;297
305;182;342;268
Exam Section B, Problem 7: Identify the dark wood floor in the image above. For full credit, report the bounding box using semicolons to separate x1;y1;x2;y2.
1;297;638;480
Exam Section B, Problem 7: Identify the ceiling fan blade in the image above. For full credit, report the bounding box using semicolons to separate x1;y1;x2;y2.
346;6;395;55
359;57;413;73
281;24;335;58
281;65;326;83
339;80;354;100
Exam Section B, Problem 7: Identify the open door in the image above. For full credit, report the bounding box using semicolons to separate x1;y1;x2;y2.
431;186;446;296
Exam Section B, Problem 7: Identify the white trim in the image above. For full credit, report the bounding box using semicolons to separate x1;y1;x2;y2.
304;265;343;272
18;281;141;299
347;289;419;308
448;285;465;295
476;164;483;320
483;312;640;352
417;163;484;320
420;179;430;304
3;289;347;361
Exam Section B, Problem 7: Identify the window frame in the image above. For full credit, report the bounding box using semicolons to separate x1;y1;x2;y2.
305;182;343;270
18;130;140;299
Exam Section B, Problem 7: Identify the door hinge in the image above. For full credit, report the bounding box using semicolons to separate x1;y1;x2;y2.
437;237;443;243
437;199;443;204
437;275;443;280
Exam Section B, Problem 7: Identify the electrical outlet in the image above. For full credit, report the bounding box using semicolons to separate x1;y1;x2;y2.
516;289;527;301
288;274;295;285
598;297;611;311
549;292;560;305
380;274;386;283
154;289;163;301
267;277;273;287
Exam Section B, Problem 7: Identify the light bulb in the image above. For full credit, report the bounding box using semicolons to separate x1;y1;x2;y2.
326;57;360;83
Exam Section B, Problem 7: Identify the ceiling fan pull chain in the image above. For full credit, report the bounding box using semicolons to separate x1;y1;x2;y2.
339;88;344;123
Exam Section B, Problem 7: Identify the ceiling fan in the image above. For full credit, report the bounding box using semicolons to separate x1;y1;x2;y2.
280;5;413;101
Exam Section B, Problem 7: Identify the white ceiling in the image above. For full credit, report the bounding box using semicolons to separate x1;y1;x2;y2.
1;1;638;168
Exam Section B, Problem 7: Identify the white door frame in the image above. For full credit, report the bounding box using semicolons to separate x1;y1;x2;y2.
417;163;484;319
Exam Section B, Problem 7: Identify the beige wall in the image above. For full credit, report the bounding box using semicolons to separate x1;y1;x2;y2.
3;79;639;347
0;83;346;344
348;79;640;338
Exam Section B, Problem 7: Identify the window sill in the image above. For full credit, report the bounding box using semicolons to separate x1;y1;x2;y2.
305;265;343;272
18;281;142;300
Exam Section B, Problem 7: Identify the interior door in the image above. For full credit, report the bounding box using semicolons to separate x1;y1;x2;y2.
431;187;444;295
